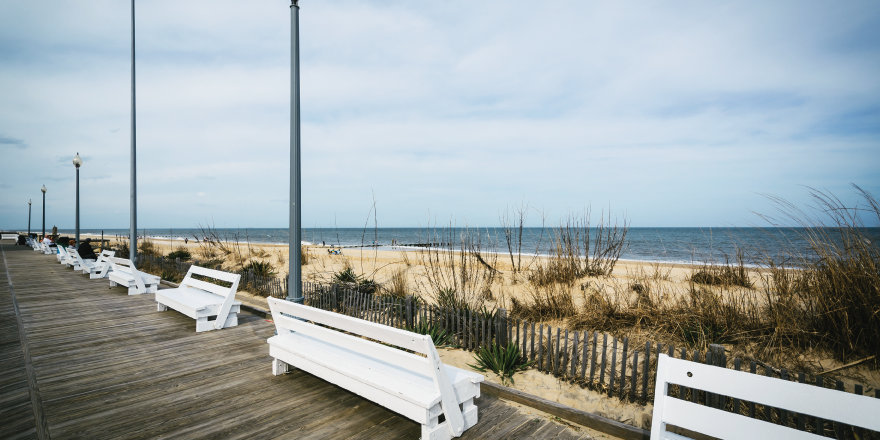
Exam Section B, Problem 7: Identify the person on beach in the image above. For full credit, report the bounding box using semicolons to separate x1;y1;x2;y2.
78;238;98;260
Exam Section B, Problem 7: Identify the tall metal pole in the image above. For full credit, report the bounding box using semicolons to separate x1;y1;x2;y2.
75;166;80;246
130;0;138;264
41;186;46;238
287;0;302;304
28;200;31;235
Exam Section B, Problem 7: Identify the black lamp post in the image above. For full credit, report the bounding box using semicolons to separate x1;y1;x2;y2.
41;185;47;238
73;153;83;246
28;199;32;235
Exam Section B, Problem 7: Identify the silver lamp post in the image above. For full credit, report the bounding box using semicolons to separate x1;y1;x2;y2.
130;0;138;264
28;199;32;235
73;152;83;247
41;185;47;238
287;0;303;304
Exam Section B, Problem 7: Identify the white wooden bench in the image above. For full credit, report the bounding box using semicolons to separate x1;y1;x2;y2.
89;251;117;279
65;247;93;270
266;297;484;440
650;353;880;439
40;242;55;255
69;248;114;275
1;233;18;240
107;257;160;295
155;266;241;332
57;245;71;264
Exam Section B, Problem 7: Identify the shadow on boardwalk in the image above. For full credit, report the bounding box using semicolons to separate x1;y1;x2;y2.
0;243;595;439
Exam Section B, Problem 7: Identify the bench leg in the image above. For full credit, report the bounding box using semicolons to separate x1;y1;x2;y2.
462;398;478;430
144;284;158;294
219;313;238;329
421;415;452;440
110;281;118;287
195;317;214;332
157;302;168;312
272;358;289;376
127;286;141;295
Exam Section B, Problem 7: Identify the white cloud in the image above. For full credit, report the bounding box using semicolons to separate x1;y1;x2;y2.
0;0;878;229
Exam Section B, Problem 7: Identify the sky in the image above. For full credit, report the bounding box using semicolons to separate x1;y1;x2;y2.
1;0;878;230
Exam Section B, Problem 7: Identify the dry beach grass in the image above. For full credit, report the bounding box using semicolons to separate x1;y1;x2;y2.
84;187;879;426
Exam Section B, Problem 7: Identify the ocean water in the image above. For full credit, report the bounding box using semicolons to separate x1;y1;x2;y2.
56;227;880;266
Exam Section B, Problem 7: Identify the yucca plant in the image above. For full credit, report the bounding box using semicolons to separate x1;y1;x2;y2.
246;260;276;277
407;321;452;347
468;341;532;385
333;267;378;294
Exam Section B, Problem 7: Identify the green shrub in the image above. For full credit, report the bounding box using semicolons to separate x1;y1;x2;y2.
166;249;192;261
161;269;183;283
468;341;532;385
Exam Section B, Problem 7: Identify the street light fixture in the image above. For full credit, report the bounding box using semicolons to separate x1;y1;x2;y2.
41;185;47;239
28;199;32;236
73;152;83;247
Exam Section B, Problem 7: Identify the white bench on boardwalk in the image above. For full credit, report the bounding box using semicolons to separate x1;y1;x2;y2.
155;266;241;332
650;353;880;439
57;246;71;264
65;247;93;270
89;251;118;279
1;233;18;240
267;297;484;440
40;242;54;255
107;257;160;295
68;248;115;275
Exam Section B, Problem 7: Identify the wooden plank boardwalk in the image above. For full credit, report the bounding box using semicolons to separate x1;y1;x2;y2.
0;244;596;440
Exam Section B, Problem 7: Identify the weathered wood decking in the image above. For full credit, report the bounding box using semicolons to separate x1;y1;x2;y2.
0;243;595;439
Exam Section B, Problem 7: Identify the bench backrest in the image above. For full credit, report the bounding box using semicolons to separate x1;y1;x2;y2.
180;265;240;298
107;257;148;292
98;249;115;262
68;247;85;266
650;354;880;439
267;297;466;435
57;245;69;260
91;251;116;277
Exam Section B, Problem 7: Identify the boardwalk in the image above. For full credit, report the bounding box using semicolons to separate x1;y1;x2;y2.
0;243;595;440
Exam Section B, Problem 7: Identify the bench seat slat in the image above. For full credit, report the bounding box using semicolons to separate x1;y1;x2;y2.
271;313;432;377
269;332;480;416
156;287;241;314
109;272;160;285
271;340;439;424
271;332;440;408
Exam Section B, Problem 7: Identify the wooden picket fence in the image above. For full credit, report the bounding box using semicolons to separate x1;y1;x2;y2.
136;253;879;436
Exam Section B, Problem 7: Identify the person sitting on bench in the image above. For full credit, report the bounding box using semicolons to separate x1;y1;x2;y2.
77;238;98;261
